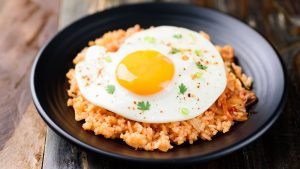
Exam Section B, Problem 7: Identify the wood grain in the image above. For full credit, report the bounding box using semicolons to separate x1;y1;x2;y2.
43;130;88;169
0;104;46;168
0;0;59;168
44;0;300;169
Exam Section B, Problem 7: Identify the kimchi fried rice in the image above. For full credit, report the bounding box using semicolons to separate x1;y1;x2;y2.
66;25;257;152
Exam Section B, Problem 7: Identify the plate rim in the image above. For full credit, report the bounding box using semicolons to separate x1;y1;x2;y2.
30;2;287;164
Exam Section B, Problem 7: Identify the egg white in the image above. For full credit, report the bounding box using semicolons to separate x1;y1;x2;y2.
75;26;227;123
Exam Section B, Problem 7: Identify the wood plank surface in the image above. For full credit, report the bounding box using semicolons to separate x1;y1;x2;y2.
4;0;299;168
0;0;60;168
43;0;300;169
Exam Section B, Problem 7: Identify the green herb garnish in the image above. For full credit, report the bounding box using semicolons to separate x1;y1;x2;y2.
105;56;112;62
173;34;182;39
194;49;203;57
179;83;187;94
189;33;196;42
170;48;180;54
137;101;151;111
144;36;156;43
180;108;190;115
194;72;203;79
196;63;208;70
106;85;115;94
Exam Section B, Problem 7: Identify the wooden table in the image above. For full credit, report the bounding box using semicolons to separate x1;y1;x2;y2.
1;0;300;168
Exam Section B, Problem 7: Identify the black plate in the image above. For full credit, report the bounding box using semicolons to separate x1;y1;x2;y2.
31;3;286;164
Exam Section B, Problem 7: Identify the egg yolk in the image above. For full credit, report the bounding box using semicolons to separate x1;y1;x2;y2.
116;50;175;95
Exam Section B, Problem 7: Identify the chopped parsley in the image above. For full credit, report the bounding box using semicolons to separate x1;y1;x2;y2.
194;49;203;57
180;108;190;115
196;63;208;70
189;33;196;42
179;83;187;94
137;101;150;111
170;48;180;54
105;56;112;62
173;34;182;39
144;36;156;43
106;85;115;94
193;72;203;79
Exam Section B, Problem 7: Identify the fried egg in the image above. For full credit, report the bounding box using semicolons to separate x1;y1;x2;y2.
75;26;227;123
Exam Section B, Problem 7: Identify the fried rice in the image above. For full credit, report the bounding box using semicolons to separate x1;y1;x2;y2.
66;25;256;152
